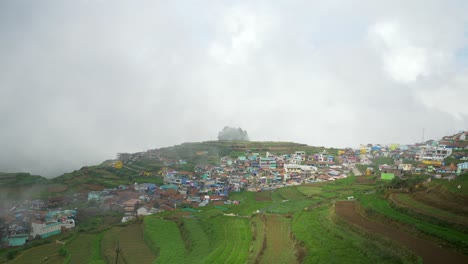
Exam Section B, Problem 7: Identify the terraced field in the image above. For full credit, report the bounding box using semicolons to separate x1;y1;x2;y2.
257;214;297;264
144;217;187;263
360;194;468;254
67;233;105;264
7;243;63;264
336;201;468;264
101;223;155;264
201;216;251;263
5;176;468;264
411;188;468;217
391;193;468;226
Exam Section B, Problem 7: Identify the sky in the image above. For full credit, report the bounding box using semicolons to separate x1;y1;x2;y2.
0;0;467;177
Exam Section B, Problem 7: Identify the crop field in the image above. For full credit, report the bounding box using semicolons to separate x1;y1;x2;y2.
248;215;265;263
296;185;322;196
411;188;468;217
144;217;187;263
255;191;272;201
336;201;468;264
66;233;104;264
101;223;156;264
391;193;468;226
201;216;251;263
359;194;468;254
274;186;306;200
144;215;251;264
5;175;468;264
257;214;297;264
292;205;415;264
7;243;63;264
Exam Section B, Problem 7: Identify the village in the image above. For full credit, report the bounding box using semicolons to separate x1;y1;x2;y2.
1;131;467;249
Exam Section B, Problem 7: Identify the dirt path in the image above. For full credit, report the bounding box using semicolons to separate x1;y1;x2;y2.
335;201;468;264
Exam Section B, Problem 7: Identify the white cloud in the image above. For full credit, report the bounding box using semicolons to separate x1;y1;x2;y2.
209;6;273;64
0;1;467;176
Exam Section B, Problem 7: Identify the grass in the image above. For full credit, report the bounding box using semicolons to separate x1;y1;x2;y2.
101;223;156;264
6;243;63;264
297;185;322;196
144;217;187;263
200;216;251;264
392;193;468;225
275;186;307;200
65;233;103;264
427;174;468;195
292;206;418;264
248;215;265;263
260;214;297;264
360;194;468;254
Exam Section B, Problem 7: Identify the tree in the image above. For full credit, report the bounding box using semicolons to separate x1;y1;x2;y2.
217;126;250;141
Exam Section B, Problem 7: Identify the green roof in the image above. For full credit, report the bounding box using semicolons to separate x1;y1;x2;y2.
381;173;395;180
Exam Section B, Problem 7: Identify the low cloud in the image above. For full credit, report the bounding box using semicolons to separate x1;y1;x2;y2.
0;0;466;177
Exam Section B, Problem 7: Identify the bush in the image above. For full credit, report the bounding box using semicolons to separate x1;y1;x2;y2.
6;250;19;260
59;246;68;257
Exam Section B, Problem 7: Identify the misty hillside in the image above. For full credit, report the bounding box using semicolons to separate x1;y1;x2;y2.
0;141;333;197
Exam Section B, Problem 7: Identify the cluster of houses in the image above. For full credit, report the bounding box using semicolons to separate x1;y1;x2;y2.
0;203;76;248
2;132;466;248
359;131;468;179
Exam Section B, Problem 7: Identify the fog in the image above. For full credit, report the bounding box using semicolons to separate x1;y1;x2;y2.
0;0;467;177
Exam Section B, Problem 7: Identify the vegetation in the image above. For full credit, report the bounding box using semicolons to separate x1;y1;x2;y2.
359;193;468;254
2;141;468;263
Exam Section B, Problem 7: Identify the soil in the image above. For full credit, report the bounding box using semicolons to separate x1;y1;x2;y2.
256;214;298;264
390;193;468;226
255;193;272;201
335;201;468;264
48;184;68;193
412;189;468;217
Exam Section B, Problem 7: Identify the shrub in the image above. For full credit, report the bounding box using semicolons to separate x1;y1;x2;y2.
59;246;68;257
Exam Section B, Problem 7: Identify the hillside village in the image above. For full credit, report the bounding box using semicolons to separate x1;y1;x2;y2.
1;131;467;250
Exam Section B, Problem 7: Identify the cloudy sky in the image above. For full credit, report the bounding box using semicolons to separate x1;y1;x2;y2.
1;0;467;177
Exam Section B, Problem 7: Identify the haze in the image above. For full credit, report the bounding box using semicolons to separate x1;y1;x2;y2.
1;0;467;177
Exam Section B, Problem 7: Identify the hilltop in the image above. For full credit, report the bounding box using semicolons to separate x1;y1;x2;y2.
1;133;468;263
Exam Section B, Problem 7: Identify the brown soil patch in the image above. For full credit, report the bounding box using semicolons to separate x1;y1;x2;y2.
255;192;272;201
336;201;468;264
412;189;468;217
356;176;376;184
390;193;468;226
82;183;105;191
48;184;68;193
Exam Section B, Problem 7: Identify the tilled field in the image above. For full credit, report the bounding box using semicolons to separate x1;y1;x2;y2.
335;201;468;264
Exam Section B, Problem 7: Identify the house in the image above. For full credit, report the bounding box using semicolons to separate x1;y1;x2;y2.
30;222;62;239
8;234;28;247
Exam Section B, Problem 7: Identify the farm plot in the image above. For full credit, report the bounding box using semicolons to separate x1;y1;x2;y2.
296;185;322;196
201;216;251;264
178;218;212;260
274;186;306;201
412;189;468;217
257;214;297;264
336;201;468;264
7;243;63;264
255;191;272;201
144;217;187;264
248;215;265;264
391;193;468;226
292;206;412;264
360;194;468;254
101;223;155;264
66;233;105;264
